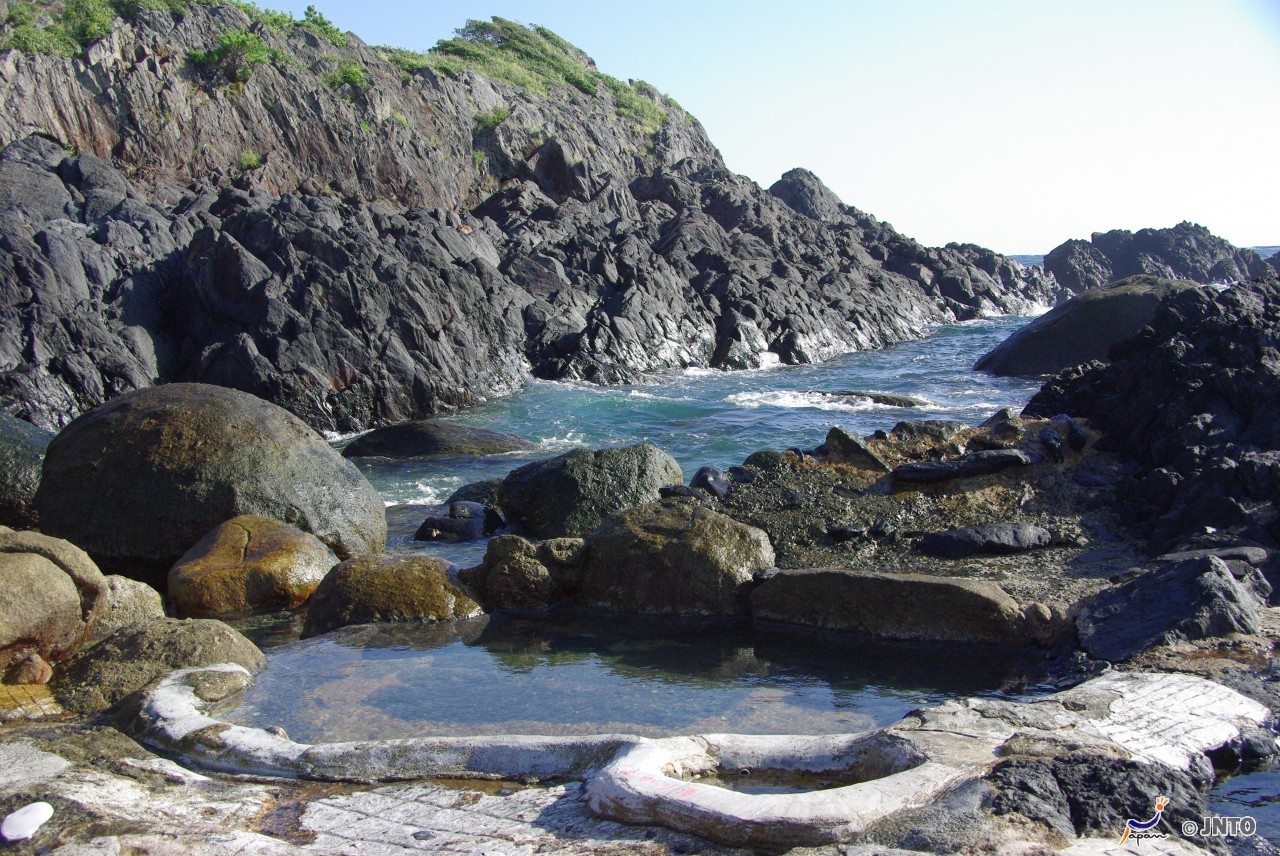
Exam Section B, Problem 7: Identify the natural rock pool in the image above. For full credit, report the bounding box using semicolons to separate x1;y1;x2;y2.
225;610;1045;742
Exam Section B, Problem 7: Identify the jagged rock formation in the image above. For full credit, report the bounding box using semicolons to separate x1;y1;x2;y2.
0;5;1061;432
1044;221;1267;294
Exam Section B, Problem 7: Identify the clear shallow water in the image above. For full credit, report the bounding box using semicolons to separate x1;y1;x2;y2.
227;610;1044;742
358;316;1043;565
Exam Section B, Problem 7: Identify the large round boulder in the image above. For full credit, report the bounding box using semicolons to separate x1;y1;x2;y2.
51;617;265;713
302;555;482;638
974;276;1202;377
578;499;775;617
0;412;52;527
35;384;386;583
0;527;105;682
342;420;536;458
168;515;338;617
499;444;684;538
84;575;165;647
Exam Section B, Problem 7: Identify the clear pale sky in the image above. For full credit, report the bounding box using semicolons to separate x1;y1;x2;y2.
270;0;1279;253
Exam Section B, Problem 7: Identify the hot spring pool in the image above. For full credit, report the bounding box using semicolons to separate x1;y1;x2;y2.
224;610;1044;743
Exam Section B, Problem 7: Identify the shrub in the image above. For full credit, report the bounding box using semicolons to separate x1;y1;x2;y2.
388;111;409;128
322;58;367;90
215;0;294;32
298;4;345;46
471;150;486;171
237;149;263;169
375;45;430;75
190;28;290;82
472;105;509;137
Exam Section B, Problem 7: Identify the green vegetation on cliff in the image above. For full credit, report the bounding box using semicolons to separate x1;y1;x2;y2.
378;17;677;136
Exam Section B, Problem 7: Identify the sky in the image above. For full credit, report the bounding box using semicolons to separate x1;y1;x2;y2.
266;0;1279;254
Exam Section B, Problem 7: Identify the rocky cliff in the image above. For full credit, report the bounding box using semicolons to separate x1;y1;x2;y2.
0;3;1062;432
1043;221;1267;294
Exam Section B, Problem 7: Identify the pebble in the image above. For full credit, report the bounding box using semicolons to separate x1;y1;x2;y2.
2;801;54;842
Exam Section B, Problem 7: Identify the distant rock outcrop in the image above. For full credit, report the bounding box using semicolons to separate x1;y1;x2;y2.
1044;222;1266;294
0;6;1061;433
974;275;1202;376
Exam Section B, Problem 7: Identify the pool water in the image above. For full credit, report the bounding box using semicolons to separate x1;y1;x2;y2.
226;610;1045;743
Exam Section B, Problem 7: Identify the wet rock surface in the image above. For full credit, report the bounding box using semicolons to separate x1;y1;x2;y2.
302;554;481;638
341;422;536;459
34;383;386;583
168;515;338;617
0;412;51;528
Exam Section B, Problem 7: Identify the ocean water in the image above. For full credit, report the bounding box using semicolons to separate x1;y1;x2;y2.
357;315;1043;565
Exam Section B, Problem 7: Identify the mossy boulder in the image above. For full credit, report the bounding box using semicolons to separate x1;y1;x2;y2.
168;515;338;617
342;420;536;458
499;444;684;538
578;499;775;617
35;384;386;585
459;534;585;611
302;555;482;637
51;617;265;712
0;411;52;527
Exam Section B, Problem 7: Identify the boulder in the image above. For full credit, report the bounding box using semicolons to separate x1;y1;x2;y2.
84;576;165;646
0;412;52;527
499;444;684;538
577;499;775;617
342;421;536;458
445;479;505;508
827;391;929;408
35;384;386;584
413;501;503;542
458;534;584;611
974;276;1202;376
168;515;338;617
51;618;265;713
821;427;889;472
0;528;105;681
749;568;1061;647
1076;556;1270;662
916;523;1052;559
689;466;731;500
302;555;482;638
893;449;1033;484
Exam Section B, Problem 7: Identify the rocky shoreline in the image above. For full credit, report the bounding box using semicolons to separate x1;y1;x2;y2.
3;276;1280;852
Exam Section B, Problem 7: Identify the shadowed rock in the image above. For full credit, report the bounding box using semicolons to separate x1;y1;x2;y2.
916;523;1051;559
342;421;536;459
0;412;52;527
893;449;1033;483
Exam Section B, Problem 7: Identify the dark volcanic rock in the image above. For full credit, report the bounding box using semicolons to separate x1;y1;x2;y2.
413;501;502;542
689;465;731;500
975;276;1203;376
1076;557;1270;662
1044;222;1268;294
1025;278;1280;552
916;523;1052;559
342;422;536;459
0;7;1063;432
498;444;683;539
892;449;1033;483
35;383;386;583
0;411;53;527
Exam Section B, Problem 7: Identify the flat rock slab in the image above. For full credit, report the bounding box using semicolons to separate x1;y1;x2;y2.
893;449;1033;483
916;523;1052;558
749;567;1060;647
0;684;62;720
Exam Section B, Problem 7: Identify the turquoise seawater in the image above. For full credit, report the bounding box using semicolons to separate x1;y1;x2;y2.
358;315;1043;565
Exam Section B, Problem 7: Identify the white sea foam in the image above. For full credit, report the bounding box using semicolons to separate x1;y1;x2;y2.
324;428;368;443
726;391;869;412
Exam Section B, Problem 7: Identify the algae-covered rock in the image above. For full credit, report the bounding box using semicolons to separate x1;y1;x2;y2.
460;535;564;611
52;618;264;712
499;444;683;538
35;384;386;583
578;499;775;617
168;514;338;617
303;555;482;637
